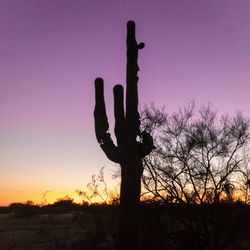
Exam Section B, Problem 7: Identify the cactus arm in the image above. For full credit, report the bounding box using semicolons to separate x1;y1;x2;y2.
100;134;120;163
113;85;126;149
94;78;120;163
140;131;155;157
94;78;109;142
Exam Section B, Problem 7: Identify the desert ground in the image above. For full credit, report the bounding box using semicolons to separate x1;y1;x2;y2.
0;203;249;250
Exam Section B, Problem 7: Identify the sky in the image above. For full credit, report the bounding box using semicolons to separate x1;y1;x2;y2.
0;0;249;205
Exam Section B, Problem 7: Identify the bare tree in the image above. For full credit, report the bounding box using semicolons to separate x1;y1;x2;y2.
76;167;109;204
142;103;250;204
76;167;120;205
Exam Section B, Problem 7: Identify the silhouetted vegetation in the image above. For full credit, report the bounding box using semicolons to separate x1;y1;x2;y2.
94;20;154;249
0;199;82;216
141;103;250;205
6;201;40;217
1;17;250;250
0;201;249;249
76;167;119;205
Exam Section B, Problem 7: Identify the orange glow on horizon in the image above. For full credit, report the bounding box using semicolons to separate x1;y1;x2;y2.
0;187;119;206
1;187;248;206
0;189;84;206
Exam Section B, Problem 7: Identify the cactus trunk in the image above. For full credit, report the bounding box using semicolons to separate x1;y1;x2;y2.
94;21;154;249
118;159;143;249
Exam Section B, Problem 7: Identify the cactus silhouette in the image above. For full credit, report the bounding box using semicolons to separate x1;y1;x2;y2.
94;21;154;249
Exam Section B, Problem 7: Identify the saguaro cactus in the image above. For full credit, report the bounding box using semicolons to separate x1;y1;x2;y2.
94;21;154;249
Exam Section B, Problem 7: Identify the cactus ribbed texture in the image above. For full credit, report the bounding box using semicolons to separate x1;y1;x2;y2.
94;21;154;250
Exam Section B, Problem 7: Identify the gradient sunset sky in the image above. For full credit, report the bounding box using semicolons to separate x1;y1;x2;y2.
0;0;249;205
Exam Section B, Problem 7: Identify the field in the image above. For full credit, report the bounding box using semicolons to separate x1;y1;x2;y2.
0;204;249;250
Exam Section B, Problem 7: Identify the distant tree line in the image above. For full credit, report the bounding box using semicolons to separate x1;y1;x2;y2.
0;196;116;217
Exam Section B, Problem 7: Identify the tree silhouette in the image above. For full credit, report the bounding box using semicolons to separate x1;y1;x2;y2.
94;21;154;249
142;103;250;204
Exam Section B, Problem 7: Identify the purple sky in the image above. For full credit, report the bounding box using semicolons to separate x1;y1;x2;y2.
0;0;249;205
